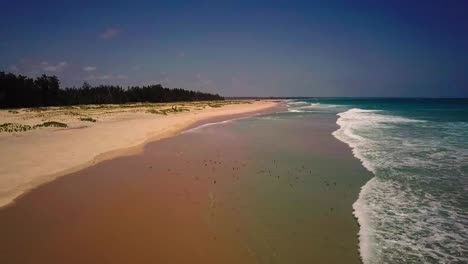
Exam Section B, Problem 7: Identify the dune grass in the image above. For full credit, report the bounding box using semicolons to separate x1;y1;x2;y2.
0;123;33;132
0;121;67;133
0;100;255;133
33;121;68;128
147;106;190;115
80;117;97;122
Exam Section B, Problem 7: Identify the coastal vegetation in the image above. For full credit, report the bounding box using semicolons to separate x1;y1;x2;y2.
0;100;253;133
147;106;190;115
0;123;32;132
0;121;67;132
0;72;223;109
79;117;97;122
33;121;67;128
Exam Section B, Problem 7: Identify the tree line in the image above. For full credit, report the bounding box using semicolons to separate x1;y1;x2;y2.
0;72;223;108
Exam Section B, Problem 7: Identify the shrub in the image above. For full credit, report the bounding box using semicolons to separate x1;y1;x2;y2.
34;121;68;128
80;117;97;122
0;123;32;132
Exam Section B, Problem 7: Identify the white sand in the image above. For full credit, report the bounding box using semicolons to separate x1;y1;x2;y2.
0;100;277;208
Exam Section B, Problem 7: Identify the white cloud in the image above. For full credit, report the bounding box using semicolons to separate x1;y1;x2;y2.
99;75;112;80
42;61;68;72
100;28;120;39
83;66;97;72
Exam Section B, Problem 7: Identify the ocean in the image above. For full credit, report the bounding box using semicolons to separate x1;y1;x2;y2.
287;98;468;263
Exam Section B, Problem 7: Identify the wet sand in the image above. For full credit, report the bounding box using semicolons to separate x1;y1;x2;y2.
0;110;370;263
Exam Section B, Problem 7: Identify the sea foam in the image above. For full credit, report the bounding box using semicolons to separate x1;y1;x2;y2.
182;116;252;133
332;108;468;264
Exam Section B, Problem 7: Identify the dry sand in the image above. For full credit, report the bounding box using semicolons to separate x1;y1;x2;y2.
0;100;277;208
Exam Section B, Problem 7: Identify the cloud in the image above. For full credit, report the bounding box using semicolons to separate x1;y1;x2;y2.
6;59;71;77
83;66;97;72
100;28;120;39
99;74;112;80
86;74;127;81
42;61;68;72
8;65;18;72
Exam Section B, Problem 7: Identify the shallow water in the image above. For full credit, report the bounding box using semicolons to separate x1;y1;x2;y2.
288;98;468;263
192;112;368;263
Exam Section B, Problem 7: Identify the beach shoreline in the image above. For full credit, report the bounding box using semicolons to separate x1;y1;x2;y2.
0;100;279;208
0;107;367;264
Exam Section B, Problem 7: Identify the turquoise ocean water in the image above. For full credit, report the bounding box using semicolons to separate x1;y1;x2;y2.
287;99;468;263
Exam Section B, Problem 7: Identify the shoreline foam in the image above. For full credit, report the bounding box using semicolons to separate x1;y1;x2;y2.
332;107;468;264
332;108;377;264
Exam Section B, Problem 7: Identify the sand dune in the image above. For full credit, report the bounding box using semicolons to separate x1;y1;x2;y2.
0;100;277;208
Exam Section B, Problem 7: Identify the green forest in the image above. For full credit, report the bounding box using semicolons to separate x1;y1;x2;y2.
0;72;223;108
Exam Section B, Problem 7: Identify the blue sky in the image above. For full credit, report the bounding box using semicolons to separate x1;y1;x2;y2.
1;0;467;97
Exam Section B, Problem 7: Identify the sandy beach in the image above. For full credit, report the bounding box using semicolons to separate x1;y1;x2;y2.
2;1;465;262
0;108;368;264
0;100;277;208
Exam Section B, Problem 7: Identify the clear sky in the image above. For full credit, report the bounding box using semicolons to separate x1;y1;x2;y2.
1;0;467;97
